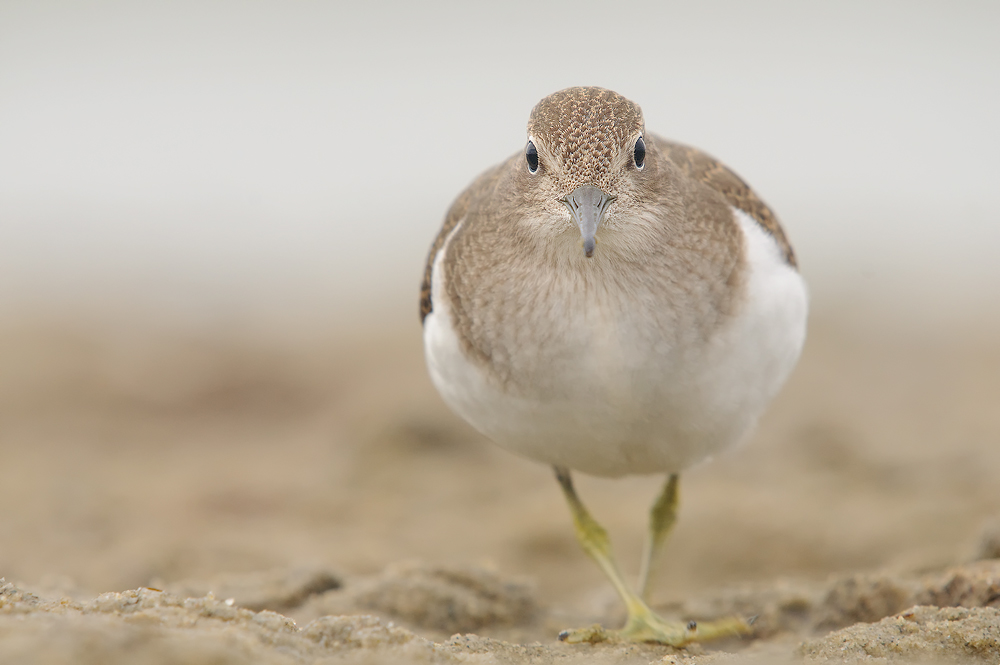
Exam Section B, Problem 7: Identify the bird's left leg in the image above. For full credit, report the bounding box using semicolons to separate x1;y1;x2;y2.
637;473;679;601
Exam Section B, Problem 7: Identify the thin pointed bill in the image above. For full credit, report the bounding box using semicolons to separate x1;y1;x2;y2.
560;185;616;258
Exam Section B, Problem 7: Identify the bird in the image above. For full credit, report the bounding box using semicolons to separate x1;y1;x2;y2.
419;86;807;646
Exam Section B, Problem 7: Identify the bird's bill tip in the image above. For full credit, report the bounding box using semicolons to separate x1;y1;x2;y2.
562;185;612;259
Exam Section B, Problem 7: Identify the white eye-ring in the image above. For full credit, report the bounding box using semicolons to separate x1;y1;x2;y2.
633;136;645;170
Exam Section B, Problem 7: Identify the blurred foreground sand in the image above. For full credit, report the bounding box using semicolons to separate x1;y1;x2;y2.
1;313;999;663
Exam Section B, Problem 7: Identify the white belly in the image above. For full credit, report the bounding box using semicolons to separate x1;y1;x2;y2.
423;208;808;477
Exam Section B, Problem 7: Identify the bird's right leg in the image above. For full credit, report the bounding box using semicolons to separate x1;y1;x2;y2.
553;466;641;610
553;466;749;646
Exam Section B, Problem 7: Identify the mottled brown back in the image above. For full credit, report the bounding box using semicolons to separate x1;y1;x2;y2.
420;163;505;323
653;136;796;267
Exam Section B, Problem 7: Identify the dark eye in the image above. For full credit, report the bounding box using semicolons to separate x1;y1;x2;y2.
526;140;539;173
633;136;645;169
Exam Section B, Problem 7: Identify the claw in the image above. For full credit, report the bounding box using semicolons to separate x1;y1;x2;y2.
558;624;617;644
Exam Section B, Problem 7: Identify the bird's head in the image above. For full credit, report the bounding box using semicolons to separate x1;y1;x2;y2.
519;87;658;258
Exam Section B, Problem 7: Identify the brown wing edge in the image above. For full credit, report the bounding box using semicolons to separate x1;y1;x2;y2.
419;163;506;324
652;135;797;268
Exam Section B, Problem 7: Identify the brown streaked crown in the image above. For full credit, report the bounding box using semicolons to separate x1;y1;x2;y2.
527;87;644;193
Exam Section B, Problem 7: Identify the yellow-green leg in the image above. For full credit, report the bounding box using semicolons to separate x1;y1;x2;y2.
637;473;679;601
553;466;749;646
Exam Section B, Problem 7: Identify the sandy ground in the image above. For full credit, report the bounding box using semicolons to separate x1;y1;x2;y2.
1;313;999;663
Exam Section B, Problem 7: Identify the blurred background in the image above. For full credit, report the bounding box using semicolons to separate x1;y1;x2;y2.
1;0;998;618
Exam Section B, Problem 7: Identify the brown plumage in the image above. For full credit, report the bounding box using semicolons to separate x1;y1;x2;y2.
657;140;796;266
420;88;794;327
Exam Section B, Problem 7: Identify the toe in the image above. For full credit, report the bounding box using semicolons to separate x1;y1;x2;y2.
557;624;618;644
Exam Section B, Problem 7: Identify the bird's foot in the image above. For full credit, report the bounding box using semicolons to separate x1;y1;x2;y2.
558;612;750;647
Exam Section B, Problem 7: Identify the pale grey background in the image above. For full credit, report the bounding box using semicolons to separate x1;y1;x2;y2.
1;1;997;333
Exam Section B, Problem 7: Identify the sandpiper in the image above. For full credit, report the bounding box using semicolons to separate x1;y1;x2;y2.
420;87;807;646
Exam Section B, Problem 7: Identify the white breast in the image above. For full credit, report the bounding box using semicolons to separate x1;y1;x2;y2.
423;208;808;477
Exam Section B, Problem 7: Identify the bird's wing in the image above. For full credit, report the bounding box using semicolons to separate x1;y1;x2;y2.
652;135;797;267
420;162;506;324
